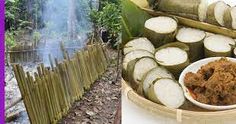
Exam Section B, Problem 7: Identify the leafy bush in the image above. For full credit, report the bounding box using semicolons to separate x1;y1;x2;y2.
5;31;16;47
90;0;121;47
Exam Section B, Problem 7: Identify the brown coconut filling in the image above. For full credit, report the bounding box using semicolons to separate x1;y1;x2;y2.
184;58;236;105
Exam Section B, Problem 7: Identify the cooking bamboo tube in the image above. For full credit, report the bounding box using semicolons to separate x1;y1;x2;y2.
12;65;34;123
94;44;104;75
61;62;74;103
88;45;99;80
42;74;55;123
49;71;62;120
69;59;81;100
18;65;39;124
97;44;107;74
71;58;84;98
49;54;54;70
81;50;92;88
34;73;50;124
36;66;42;77
64;60;77;101
54;68;70;114
97;44;107;73
85;47;96;83
57;62;71;107
45;69;61;121
91;45;102;76
65;60;79;101
72;59;83;98
84;50;94;85
73;55;85;93
60;42;67;59
76;51;90;90
26;72;41;124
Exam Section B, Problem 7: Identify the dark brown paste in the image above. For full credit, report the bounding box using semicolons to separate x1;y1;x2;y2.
184;58;236;105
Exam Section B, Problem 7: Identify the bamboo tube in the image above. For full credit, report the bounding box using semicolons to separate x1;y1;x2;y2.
37;66;43;77
42;74;55;123
66;50;70;60
60;42;67;59
91;45;102;76
79;50;92;89
54;58;59;67
18;65;39;124
95;44;104;75
99;44;108;71
57;63;71;106
26;72;41;124
71;59;84;98
73;55;85;93
88;45;99;80
64;60;77;101
39;65;56;123
64;60;79;101
34;73;50;124
44;68;57;122
30;76;45;124
48;54;54;70
84;50;94;85
97;43;108;73
40;63;45;75
61;62;74;104
54;68;70;115
97;44;107;73
44;69;60;121
12;65;34;123
76;51;90;90
86;46;97;83
71;59;82;99
49;71;62;120
92;44;102;75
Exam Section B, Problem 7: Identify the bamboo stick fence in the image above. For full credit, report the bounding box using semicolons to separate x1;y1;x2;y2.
8;39;40;63
12;42;110;124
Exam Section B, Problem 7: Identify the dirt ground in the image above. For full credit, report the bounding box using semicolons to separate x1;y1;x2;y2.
5;47;121;124
59;48;121;124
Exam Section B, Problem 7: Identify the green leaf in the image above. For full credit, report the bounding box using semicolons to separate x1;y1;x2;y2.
121;0;151;46
7;0;15;3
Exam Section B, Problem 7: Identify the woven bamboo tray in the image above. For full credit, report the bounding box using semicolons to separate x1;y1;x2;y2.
122;79;236;123
123;1;236;123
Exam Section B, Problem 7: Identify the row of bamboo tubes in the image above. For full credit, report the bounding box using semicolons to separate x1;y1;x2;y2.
9;39;40;63
12;41;110;124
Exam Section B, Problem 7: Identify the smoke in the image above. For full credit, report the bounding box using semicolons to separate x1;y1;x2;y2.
37;0;93;66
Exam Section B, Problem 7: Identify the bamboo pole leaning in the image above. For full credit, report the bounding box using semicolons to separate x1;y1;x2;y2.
12;42;110;124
